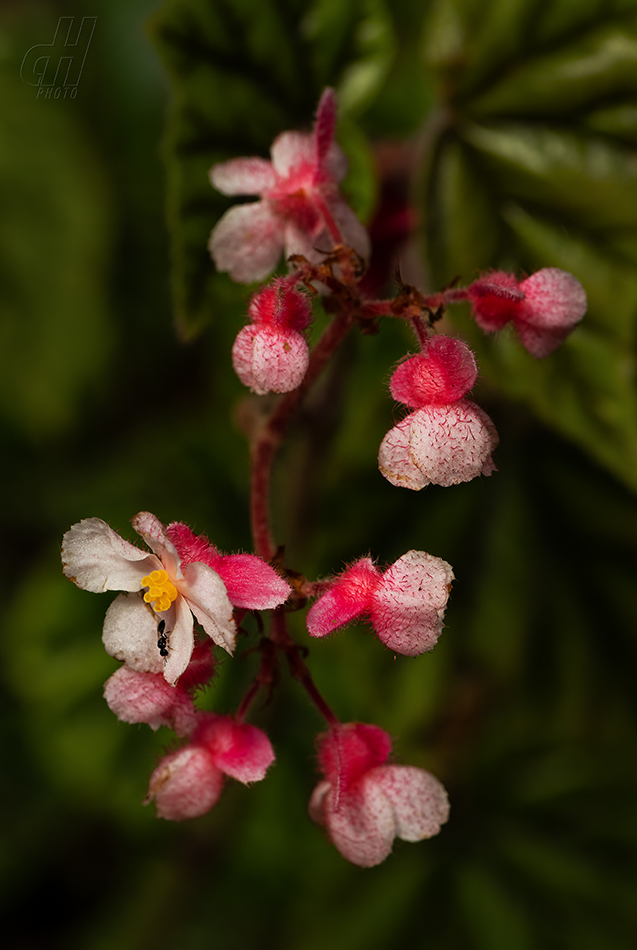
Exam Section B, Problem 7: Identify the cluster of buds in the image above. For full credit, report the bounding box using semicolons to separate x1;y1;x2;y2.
61;87;588;868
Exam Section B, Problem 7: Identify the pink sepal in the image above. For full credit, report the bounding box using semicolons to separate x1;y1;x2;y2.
232;324;309;395
390;337;478;408
146;746;224;821
103;666;197;736
310;723;449;867
166;523;291;610
248;279;312;331
466;271;524;331
306;558;382;638
193;713;275;783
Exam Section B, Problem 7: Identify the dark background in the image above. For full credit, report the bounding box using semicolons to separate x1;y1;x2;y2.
2;1;637;947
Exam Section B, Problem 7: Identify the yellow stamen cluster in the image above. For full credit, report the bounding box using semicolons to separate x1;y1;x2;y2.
141;569;178;613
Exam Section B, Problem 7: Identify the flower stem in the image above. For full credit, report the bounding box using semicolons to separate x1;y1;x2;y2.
250;309;353;561
270;610;339;726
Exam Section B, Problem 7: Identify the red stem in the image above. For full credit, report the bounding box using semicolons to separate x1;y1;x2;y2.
270;611;339;726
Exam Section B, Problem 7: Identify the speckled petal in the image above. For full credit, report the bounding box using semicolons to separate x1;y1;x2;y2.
378;416;429;490
372;765;450;841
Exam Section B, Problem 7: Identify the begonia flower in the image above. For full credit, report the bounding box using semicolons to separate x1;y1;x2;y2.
309;722;449;867
62;513;291;686
146;713;275;821
466;267;587;357
379;336;499;489
306;551;454;656
209;88;370;283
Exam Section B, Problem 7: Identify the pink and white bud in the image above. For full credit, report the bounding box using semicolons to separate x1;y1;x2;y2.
146;713;275;821
307;552;453;656
467;268;587;357
379;400;499;490
232;324;309;395
390;337;478;408
309;723;449;867
104;666;198;736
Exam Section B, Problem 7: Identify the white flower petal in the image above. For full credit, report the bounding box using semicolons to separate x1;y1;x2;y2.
180;562;236;654
162;595;195;687
326;782;396;868
378;416;429;490
62;518;159;593
209;202;285;283
102;592;164;674
210;157;276;195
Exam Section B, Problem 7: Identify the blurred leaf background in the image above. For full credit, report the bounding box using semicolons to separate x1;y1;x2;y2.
2;0;637;948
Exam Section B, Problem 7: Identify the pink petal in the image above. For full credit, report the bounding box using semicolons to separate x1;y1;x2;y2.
371;765;450;841
209;202;285;283
467;272;524;331
306;559;382;638
378;416;429;490
195;716;275;783
210;553;291;609
313;88;337;170
61;518;159;593
369;551;454;656
270;130;315;176
317;722;392;788
308;780;331;825
131;511;182;578
514;322;573;359
209;157;276;196
179;562;236;654
102;592;164;674
406;401;499;488
161;595;195;686
103;666;197;736
146;746;224;821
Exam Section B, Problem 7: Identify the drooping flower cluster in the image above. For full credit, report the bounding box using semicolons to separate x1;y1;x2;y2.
209;87;370;283
466;267;587;357
307;550;454;656
309;722;449;867
60;87;590;868
232;278;312;394
379;335;499;490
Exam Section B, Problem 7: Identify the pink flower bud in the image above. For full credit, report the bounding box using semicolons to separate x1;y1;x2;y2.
104;666;198;736
145;714;275;821
309;723;449;867
467;268;587;357
378;400;499;490
307;551;453;656
232;324;309;395
390;337;478;407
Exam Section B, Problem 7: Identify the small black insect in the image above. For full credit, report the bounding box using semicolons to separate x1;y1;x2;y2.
157;618;169;657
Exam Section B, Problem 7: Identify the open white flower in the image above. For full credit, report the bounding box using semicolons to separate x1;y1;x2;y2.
62;512;236;686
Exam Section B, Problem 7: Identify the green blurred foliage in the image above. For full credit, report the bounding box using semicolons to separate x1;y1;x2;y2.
2;0;637;949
